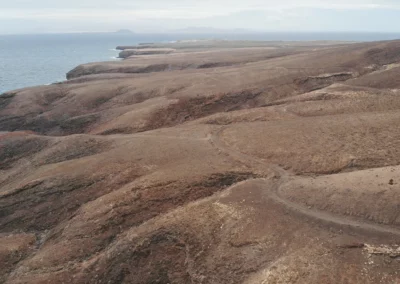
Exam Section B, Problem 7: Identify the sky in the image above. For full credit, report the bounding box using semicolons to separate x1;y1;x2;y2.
1;0;400;34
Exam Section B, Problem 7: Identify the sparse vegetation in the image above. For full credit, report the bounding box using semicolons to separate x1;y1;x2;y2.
144;90;262;131
0;92;16;110
2;40;400;284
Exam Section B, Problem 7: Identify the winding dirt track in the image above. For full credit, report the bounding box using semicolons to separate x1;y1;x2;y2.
209;126;400;237
112;127;400;236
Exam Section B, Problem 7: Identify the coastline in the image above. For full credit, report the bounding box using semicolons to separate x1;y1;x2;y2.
2;31;400;93
1;38;400;283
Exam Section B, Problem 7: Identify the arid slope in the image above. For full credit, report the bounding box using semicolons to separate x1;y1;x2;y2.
1;40;400;284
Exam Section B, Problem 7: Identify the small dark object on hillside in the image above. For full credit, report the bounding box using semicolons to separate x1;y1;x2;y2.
338;243;365;249
389;179;394;185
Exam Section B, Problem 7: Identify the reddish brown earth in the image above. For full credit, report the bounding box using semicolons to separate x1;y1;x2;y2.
1;39;400;283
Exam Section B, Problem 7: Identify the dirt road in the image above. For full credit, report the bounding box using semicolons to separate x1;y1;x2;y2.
209;126;400;237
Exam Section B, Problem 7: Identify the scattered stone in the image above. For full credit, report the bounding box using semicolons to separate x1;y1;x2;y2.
364;244;400;258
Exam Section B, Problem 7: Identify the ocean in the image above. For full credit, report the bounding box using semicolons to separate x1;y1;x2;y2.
1;32;400;94
0;33;172;94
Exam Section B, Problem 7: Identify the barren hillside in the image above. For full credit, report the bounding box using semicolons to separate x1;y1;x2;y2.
1;39;400;284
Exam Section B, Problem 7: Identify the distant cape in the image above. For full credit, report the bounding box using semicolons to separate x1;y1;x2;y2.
114;29;135;34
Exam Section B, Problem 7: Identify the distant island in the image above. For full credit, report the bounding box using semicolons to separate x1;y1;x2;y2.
114;29;134;34
173;26;253;34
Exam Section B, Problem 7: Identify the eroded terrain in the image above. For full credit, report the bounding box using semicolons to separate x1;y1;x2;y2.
1;39;400;283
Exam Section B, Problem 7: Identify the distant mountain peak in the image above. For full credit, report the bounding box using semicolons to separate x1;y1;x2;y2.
173;26;253;34
115;29;134;34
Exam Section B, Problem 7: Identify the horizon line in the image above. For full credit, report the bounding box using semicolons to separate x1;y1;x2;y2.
2;30;400;36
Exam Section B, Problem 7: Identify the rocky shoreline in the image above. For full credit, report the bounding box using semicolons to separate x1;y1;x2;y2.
67;39;345;79
118;48;176;59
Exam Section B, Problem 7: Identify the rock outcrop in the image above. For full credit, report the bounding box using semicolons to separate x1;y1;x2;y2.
118;48;176;59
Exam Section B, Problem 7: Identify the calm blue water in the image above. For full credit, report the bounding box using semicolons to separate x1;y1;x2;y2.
0;33;178;93
1;32;399;93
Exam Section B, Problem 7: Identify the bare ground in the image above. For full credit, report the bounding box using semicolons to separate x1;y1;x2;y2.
1;39;400;283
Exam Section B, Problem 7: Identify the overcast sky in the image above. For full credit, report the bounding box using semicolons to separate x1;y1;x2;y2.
1;0;400;34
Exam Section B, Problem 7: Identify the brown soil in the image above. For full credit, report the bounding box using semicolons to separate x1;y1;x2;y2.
1;39;400;283
144;91;262;132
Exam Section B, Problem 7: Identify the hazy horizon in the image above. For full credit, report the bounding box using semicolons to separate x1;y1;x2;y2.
3;31;400;37
2;30;400;37
1;0;400;35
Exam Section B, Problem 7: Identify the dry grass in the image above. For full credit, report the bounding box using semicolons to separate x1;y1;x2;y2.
144;90;262;131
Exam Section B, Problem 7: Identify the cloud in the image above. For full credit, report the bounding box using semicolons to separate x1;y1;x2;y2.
3;0;400;19
1;0;400;34
0;9;227;20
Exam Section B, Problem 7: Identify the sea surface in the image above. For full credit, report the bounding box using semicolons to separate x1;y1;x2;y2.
1;32;400;94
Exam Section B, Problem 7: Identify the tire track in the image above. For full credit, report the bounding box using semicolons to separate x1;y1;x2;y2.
209;126;400;237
